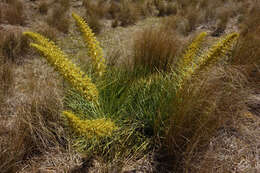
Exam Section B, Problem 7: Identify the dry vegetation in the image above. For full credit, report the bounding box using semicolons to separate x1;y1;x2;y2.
0;0;259;173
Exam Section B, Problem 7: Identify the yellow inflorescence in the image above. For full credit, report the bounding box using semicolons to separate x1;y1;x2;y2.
174;32;208;87
63;111;118;138
178;32;208;72
23;32;99;102
174;32;239;89
196;32;239;71
72;13;106;76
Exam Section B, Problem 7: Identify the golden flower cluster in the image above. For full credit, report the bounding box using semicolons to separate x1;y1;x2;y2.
23;31;99;102
72;13;106;76
197;32;239;71
63;111;117;138
178;32;208;71
176;32;208;83
174;32;239;89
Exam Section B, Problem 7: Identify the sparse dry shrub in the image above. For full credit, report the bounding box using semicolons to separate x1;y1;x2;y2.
204;5;216;22
197;0;223;24
162;15;178;31
185;9;198;33
59;0;70;10
0;57;15;114
137;0;157;17
0;31;30;63
0;61;14;96
0;56;15;172
108;1;121;19
175;16;192;36
82;0;106;34
35;23;59;41
117;1;140;27
166;2;178;15
232;4;260;80
38;1;48;15
107;48;121;67
0;8;3;23
0;120;26;173
85;14;102;34
176;0;194;9
83;0;108;18
154;0;177;17
232;32;260;80
166;66;248;172
111;18;119;28
47;7;70;33
0;65;66;173
108;0;140;26
212;7;233;36
164;12;197;36
5;0;25;25
0;91;66;173
199;0;209;8
133;27;181;73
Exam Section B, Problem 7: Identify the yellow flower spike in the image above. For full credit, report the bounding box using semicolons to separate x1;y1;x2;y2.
174;32;208;86
23;31;57;50
63;111;118;138
29;42;99;102
196;32;239;72
177;32;208;71
173;32;239;89
72;13;106;76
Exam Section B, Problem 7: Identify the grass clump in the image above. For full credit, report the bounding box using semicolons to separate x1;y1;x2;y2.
38;1;48;15
22;11;251;172
154;0;177;17
46;5;70;33
0;63;65;173
166;66;248;172
133;27;181;74
108;0;140;27
233;4;260;80
0;31;29;63
5;0;25;25
82;0;106;34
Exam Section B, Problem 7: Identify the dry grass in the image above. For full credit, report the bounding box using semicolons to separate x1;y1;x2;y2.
82;0;108;34
59;0;70;10
117;1;140;27
0;0;259;172
108;1;121;19
0;31;30;63
0;60;67;173
133;27;181;73
166;66;249;172
0;61;14;95
0;7;3;23
195;112;260;173
137;0;157;17
34;23;59;41
4;0;25;25
83;0;108;19
233;4;260;82
185;8;199;33
154;0;177;17
0;58;15;114
84;13;102;34
47;6;70;33
38;1;48;15
108;0;140;27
